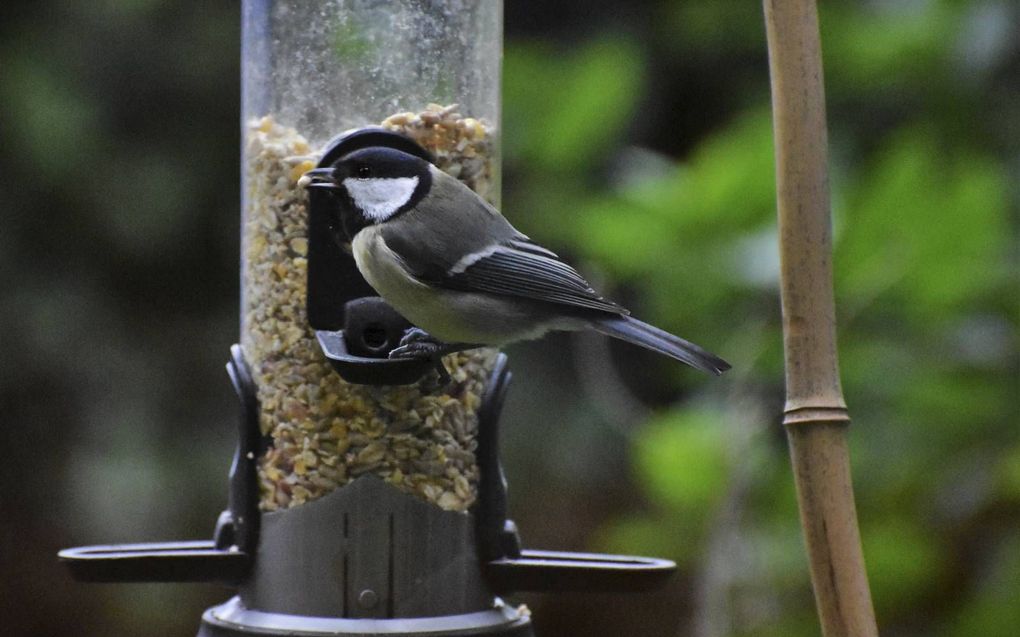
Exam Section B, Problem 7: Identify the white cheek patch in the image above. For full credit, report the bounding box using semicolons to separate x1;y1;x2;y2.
343;176;419;221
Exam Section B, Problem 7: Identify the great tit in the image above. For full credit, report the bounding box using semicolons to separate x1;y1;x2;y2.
301;147;730;376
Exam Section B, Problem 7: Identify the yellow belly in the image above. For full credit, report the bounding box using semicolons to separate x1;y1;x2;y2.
352;228;484;343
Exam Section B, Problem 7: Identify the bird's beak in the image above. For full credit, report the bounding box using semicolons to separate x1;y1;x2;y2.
298;167;341;191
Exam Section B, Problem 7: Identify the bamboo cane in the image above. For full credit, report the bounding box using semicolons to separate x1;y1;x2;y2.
762;1;879;636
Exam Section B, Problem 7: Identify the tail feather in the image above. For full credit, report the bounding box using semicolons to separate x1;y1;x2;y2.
590;315;731;376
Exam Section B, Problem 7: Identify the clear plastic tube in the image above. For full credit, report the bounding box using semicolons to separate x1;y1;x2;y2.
240;0;502;511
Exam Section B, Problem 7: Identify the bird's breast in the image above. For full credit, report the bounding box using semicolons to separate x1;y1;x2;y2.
351;227;432;310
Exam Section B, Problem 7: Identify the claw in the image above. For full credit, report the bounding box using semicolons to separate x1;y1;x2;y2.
389;328;447;360
398;327;433;345
389;342;445;360
386;328;454;385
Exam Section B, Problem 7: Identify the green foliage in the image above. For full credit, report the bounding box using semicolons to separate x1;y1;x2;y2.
597;409;730;565
502;1;1017;635
836;126;1009;320
0;53;102;178
633;409;729;513
577;110;776;274
1002;445;1020;498
942;533;1020;637
862;517;947;616
596;513;695;564
821;3;959;93
505;38;644;173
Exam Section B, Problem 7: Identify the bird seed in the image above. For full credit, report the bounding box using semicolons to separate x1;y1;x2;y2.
242;108;498;512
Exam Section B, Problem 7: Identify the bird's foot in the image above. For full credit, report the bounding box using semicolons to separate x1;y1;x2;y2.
389;329;484;384
389;328;481;360
389;328;462;385
388;328;448;360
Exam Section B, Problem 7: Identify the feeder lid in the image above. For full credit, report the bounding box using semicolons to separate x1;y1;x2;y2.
318;126;436;168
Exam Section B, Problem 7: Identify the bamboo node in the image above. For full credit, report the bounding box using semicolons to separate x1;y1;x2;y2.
783;405;851;427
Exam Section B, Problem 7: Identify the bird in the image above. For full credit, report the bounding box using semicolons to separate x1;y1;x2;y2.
300;146;730;376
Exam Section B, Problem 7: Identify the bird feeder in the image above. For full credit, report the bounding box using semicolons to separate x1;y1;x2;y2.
60;2;675;635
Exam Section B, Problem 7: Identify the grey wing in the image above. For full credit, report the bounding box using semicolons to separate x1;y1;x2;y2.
380;167;625;314
440;244;628;315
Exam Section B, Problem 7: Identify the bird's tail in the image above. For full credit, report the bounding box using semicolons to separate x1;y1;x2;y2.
590;315;731;376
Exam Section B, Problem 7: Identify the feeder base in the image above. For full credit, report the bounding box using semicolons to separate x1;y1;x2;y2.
197;597;533;637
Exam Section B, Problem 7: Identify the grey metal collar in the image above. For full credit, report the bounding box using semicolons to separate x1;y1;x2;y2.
201;596;530;636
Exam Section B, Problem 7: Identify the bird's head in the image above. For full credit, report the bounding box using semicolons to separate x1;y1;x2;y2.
300;146;432;239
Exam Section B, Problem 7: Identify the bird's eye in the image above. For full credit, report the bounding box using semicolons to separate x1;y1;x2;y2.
357;166;371;179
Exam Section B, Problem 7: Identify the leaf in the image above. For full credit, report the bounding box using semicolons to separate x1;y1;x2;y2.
836;126;1009;321
821;3;958;94
504;38;644;172
943;533;1020;637
861;517;945;616
633;408;729;513
594;513;701;565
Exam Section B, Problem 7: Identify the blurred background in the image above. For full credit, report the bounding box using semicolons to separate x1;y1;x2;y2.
1;1;1017;635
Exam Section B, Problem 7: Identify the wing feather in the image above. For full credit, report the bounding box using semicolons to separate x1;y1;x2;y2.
505;237;560;259
441;246;627;315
